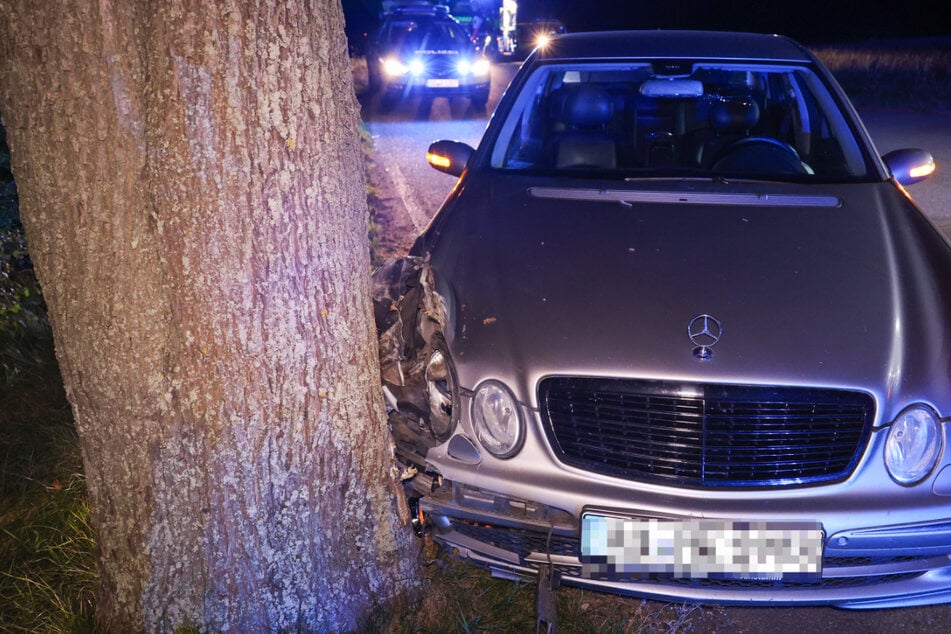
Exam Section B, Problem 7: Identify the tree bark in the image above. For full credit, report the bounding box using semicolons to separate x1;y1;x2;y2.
0;0;417;631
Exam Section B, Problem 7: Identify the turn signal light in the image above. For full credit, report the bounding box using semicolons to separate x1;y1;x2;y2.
427;152;452;169
909;161;936;180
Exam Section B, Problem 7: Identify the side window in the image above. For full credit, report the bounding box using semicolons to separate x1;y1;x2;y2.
790;71;863;177
499;76;551;168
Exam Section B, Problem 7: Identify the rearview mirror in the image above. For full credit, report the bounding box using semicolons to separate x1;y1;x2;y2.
883;148;935;186
639;78;704;98
427;140;474;177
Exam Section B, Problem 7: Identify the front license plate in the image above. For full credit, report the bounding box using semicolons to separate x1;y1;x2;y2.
581;514;823;581
426;78;460;88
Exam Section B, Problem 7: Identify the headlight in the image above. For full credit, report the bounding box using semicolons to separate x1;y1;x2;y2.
382;57;408;77
471;380;523;458
885;405;943;485
408;58;425;75
425;348;456;440
458;58;489;76
472;58;490;76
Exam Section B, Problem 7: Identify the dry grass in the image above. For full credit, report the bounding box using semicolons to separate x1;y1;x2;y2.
813;42;951;110
0;346;98;633
361;538;725;633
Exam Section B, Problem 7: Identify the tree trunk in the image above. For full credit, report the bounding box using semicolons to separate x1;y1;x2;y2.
0;1;417;631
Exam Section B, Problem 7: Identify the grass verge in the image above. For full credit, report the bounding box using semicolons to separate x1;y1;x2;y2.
0;341;98;633
361;539;722;633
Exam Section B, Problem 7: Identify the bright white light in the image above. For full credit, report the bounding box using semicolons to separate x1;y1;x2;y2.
408;58;426;75
471;58;490;76
457;59;471;75
535;33;551;48
382;58;408;77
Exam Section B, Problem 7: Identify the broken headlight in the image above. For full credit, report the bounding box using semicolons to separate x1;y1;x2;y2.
425;347;457;440
471;380;523;459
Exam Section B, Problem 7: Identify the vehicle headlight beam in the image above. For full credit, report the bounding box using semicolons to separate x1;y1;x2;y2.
408;58;425;75
383;57;408;77
471;58;490;76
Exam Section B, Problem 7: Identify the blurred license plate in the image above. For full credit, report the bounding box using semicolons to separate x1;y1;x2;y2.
581;514;823;581
426;78;459;88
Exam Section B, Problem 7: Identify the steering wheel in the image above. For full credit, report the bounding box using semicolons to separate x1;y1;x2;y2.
711;136;809;175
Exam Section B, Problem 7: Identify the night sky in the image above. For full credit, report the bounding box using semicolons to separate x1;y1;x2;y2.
343;0;950;45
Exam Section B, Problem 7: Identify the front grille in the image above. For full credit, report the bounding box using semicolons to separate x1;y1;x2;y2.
423;55;459;78
452;521;579;558
539;378;874;488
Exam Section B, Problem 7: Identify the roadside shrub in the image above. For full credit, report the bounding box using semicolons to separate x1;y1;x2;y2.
0;117;50;386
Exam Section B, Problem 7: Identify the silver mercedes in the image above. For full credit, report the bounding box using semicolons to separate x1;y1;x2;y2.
373;30;949;608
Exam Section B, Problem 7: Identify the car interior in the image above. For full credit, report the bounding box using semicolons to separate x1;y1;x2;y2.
491;62;870;180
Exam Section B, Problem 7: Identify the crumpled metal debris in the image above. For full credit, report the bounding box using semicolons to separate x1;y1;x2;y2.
372;256;451;466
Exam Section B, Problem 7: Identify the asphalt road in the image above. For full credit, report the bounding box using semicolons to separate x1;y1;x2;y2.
359;63;517;232
361;62;951;240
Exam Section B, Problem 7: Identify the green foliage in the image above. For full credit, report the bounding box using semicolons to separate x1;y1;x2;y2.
1;118;49;387
0;227;48;385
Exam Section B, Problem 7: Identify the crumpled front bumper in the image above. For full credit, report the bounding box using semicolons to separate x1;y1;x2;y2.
416;478;951;609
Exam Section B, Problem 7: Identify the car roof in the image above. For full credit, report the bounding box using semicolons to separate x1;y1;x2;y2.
534;30;813;63
385;3;451;15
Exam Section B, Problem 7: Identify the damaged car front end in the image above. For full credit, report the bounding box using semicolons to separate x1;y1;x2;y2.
372;30;951;608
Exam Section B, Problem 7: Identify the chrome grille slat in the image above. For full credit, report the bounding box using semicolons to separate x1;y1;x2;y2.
540;378;874;488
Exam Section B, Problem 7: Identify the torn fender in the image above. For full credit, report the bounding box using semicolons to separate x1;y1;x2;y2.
372;256;454;466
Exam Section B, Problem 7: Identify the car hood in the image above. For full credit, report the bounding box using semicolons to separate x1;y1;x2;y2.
428;175;951;418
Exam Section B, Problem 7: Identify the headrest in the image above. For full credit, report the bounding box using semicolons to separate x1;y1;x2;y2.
709;96;760;134
551;84;614;128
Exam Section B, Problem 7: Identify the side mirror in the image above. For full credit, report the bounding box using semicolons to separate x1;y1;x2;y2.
427;140;474;178
883;148;935;186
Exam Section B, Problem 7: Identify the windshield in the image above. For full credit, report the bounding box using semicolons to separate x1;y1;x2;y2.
382;19;470;53
489;62;871;181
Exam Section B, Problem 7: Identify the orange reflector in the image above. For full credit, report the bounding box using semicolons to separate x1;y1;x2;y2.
427;152;451;169
910;162;936;179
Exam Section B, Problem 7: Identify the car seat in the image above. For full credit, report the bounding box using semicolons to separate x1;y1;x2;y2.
694;95;760;168
549;84;617;169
